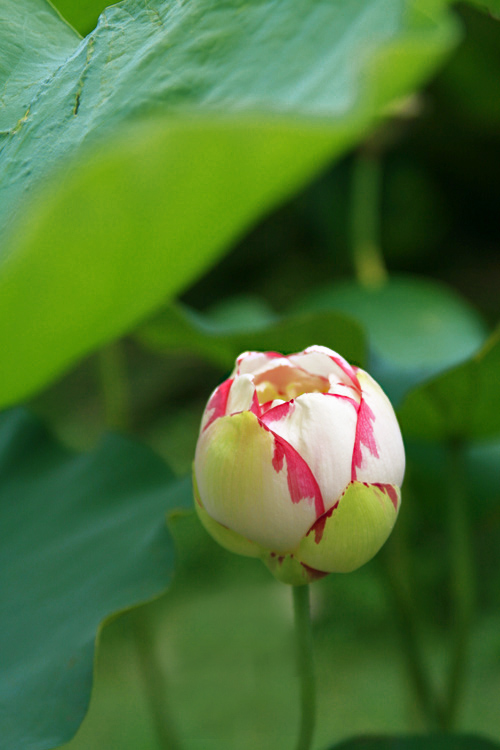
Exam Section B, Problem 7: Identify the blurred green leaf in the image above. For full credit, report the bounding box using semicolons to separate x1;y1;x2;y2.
330;735;500;749
203;295;278;333
295;275;487;405
462;0;500;19
0;408;191;750
466;438;500;506
397;326;500;441
436;5;500;133
0;0;458;408
137;300;366;369
404;436;500;525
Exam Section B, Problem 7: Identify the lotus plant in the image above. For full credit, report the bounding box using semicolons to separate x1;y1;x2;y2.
194;345;405;585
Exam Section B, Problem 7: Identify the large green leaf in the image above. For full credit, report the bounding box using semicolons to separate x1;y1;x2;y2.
294;276;487;405
0;117;342;408
0;0;458;233
0;0;79;130
0;0;458;408
397;326;500;441
330;736;500;749
0;408;192;750
137;300;366;369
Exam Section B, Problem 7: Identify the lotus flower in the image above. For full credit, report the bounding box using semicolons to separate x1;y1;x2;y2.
194;346;405;585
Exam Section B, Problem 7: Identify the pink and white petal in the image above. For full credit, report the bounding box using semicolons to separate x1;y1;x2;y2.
226;373;259;416
260;398;286;415
201;377;233;431
353;369;405;486
234;350;283;376
327;379;361;405
289;346;359;389
261;392;358;511
194;411;322;553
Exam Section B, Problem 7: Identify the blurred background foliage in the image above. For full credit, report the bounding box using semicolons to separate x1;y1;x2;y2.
2;0;500;748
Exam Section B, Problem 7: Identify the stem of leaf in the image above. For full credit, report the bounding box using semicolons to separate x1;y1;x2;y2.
350;150;388;288
98;340;130;431
352;144;443;726
443;439;475;730
133;610;183;750
380;515;444;730
98;342;182;748
293;584;316;750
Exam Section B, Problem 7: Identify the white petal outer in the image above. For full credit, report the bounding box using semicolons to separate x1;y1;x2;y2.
288;346;360;388
232;347;360;392
193;473;264;559
353;369;405;486
226;373;257;415
296;482;400;573
194;411;321;554
261;392;358;512
234;351;284;376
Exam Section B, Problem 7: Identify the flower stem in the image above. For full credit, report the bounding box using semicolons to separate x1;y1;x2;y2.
293;584;316;750
350;150;388;288
443;439;475;730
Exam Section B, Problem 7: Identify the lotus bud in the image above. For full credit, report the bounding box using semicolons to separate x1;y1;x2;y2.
193;346;405;585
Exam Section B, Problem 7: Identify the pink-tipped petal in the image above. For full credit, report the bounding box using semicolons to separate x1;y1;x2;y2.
352;370;405;486
326;379;360;406
289;346;360;389
201;378;233;431
261;391;358;511
234;351;283;376
262;420;325;518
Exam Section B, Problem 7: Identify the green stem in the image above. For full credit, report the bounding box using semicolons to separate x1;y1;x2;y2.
351;151;388;288
443;440;475;730
293;584;316;750
98;341;130;431
133;611;183;750
380;522;444;730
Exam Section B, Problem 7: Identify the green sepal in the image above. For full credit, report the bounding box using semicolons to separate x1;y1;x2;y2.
296;482;400;573
263;552;328;586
